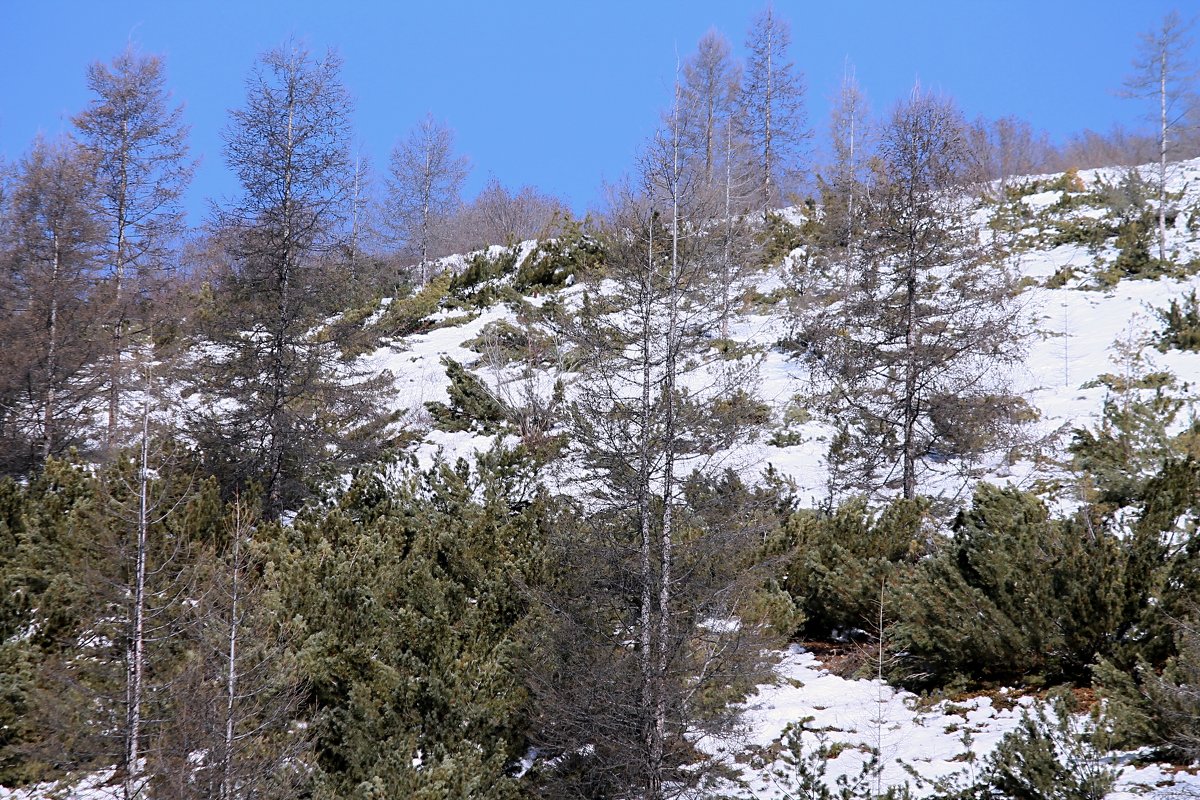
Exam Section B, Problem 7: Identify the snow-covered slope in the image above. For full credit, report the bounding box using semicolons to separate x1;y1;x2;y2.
373;159;1200;508
356;158;1200;798
10;160;1200;799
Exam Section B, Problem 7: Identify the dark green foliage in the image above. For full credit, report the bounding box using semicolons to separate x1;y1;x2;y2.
1069;360;1199;512
378;271;453;337
890;485;1127;688
424;357;508;434
450;246;520;306
1111;458;1200;668
1097;210;1160;286
1155;289;1200;352
1095;615;1200;763
1048;216;1117;250
771;497;926;639
513;225;603;292
0;455;230;787
759;210;810;268
0;461;99;784
980;693;1118;800
283;448;546;799
1092;462;1200;761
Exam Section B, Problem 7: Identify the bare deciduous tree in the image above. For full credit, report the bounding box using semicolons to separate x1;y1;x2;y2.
1122;11;1198;263
966;114;1058;187
818;62;874;265
741;5;808;210
803;89;1028;501
152;497;311;800
193;41;392;518
73;46;193;447
385;113;470;279
529;82;773;800
460;177;570;248
681;28;740;185
0;137;104;474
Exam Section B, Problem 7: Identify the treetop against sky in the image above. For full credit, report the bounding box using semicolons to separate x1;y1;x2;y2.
0;0;1191;222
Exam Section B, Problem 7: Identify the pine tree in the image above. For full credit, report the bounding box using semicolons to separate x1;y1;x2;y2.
890;484;1128;688
283;449;544;799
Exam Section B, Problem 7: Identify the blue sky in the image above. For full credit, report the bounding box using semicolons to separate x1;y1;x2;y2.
0;1;1192;223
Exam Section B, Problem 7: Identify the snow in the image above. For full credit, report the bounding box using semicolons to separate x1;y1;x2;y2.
348;156;1200;797
706;645;1200;799
10;160;1200;798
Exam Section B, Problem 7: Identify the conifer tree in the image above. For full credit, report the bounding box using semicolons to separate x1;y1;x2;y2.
803;88;1026;500
283;450;544;799
891;484;1128;687
0;138;104;474
73;45;193;447
191;41;392;518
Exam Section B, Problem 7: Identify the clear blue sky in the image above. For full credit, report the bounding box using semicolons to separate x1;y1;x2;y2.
0;1;1193;224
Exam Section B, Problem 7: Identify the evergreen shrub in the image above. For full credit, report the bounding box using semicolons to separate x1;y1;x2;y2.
890;485;1127;688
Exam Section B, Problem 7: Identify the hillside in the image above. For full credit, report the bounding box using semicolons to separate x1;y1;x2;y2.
6;158;1200;799
370;159;1200;509
369;159;1200;798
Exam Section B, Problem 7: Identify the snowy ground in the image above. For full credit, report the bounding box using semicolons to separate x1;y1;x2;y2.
370;159;1200;511
9;161;1200;798
361;158;1200;798
710;645;1200;799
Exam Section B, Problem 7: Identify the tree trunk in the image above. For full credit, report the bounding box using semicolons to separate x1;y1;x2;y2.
42;238;61;463
638;217;658;800
221;499;245;800
762;10;774;210
108;120;130;449
1158;46;1168;265
902;257;918;501
266;83;297;516
123;361;151;800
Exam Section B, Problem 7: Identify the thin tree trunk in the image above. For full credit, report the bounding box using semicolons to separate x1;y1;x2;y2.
42;238;61;463
902;258;918;501
267;83;297;516
108;122;130;448
124;358;151;800
722;118;734;340
1158;47;1168;264
763;10;774;210
649;94;686;800
638;216;657;799
221;498;245;800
